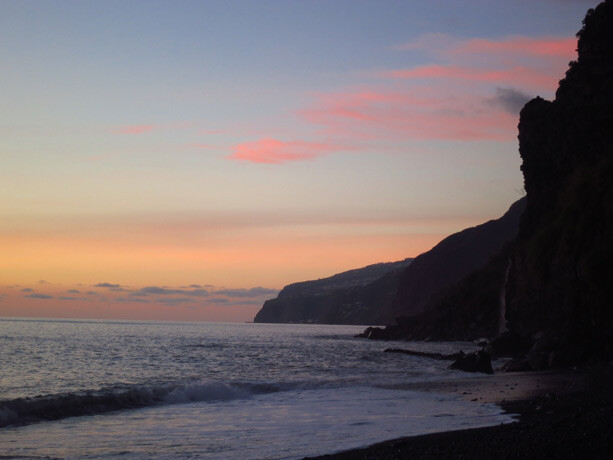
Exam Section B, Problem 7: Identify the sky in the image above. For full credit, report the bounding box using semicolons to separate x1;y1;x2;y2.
0;0;599;322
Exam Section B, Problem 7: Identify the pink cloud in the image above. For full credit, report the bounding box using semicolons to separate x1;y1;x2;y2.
228;138;349;164
116;125;156;135
397;108;516;141
383;65;556;91
300;89;518;142
301;91;450;138
295;34;577;146
389;34;576;93
294;35;577;144
228;34;576;164
397;34;576;60
452;36;576;58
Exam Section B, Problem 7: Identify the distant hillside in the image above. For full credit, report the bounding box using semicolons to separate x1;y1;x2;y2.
253;259;412;325
389;198;526;320
254;198;524;327
358;198;525;341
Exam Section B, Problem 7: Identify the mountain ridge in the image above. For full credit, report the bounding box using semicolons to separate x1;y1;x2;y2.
253;198;524;326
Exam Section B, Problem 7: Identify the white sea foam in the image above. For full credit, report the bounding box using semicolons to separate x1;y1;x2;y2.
163;381;249;404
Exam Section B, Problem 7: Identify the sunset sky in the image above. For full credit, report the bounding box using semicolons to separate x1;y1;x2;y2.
0;0;597;322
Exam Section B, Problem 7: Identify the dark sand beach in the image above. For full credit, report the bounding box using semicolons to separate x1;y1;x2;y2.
307;364;613;459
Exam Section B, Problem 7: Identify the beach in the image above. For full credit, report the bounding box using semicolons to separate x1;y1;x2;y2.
307;364;613;459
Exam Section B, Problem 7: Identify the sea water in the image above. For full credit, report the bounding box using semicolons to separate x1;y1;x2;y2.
0;318;513;459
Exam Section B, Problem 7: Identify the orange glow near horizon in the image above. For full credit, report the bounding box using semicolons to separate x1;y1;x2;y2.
0;223;449;288
0;221;453;322
0;289;261;323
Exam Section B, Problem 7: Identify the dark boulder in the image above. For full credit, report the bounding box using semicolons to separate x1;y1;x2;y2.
449;350;494;374
501;356;533;372
486;331;532;358
357;326;392;340
384;348;464;361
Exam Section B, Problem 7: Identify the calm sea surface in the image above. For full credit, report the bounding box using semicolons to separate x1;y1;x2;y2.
0;318;512;459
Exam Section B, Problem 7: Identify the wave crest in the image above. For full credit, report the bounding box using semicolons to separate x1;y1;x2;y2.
0;381;256;429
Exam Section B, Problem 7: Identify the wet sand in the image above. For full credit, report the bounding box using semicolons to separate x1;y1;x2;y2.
382;369;588;403
305;364;613;459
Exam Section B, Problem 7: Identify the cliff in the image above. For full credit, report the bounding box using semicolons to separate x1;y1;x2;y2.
253;259;412;325
504;0;613;368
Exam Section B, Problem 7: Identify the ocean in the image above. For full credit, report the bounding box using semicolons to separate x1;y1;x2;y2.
0;318;513;459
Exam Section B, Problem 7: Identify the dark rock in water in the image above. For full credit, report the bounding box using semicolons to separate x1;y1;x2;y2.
384;348;464;361
355;315;415;341
357;326;390;340
449;350;494;375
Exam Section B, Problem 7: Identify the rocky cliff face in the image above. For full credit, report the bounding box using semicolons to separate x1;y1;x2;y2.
504;0;613;367
253;259;412;325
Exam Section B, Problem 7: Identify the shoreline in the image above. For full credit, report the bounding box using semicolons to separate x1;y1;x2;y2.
305;364;613;459
379;368;588;404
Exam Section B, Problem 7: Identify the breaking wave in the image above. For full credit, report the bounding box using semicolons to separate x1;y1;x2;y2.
0;380;288;429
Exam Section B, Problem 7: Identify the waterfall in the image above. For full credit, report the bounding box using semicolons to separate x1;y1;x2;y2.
498;258;512;335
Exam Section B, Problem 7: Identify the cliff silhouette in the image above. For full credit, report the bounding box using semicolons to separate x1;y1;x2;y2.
253;198;523;326
503;0;613;368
